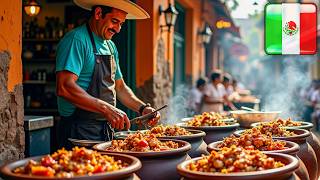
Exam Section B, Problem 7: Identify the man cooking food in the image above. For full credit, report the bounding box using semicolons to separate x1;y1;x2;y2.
56;0;160;149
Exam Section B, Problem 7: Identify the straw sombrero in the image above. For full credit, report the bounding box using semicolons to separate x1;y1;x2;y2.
73;0;150;19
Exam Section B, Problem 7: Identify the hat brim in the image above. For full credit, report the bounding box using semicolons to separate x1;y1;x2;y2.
73;0;150;19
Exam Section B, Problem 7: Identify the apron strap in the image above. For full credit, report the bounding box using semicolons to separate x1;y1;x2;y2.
86;23;98;54
86;23;114;56
106;41;114;55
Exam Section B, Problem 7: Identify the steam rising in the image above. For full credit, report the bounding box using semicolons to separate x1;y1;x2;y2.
261;57;312;119
164;85;190;124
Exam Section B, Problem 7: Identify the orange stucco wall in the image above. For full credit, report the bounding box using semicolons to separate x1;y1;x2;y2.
0;0;22;92
136;0;173;87
136;0;212;87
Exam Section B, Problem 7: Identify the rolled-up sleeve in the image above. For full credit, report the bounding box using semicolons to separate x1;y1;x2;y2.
56;37;86;76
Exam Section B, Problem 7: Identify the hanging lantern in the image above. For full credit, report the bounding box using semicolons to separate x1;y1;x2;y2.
160;3;179;31
24;0;41;17
200;23;213;44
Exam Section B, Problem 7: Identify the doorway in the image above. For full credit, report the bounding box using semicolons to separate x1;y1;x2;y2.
173;1;186;93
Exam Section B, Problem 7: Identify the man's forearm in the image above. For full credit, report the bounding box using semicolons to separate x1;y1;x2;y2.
116;85;145;112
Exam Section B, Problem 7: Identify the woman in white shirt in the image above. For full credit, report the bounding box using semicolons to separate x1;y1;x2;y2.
201;71;225;113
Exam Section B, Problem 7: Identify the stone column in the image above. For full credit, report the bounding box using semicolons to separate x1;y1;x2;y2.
0;52;24;165
0;0;24;165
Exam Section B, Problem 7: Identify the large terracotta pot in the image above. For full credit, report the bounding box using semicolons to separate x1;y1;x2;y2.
177;152;299;180
307;132;320;178
207;140;309;180
260;121;320;178
273;129;317;180
114;129;209;158
233;129;317;180
0;153;141;180
93;139;191;180
250;121;313;131
176;122;240;144
157;129;208;158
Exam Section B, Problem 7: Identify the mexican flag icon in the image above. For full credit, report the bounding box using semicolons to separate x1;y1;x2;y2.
265;3;317;55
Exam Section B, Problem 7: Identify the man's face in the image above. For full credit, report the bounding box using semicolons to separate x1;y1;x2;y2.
96;8;127;40
214;76;222;84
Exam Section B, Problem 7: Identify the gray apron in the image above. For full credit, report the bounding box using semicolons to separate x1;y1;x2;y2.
68;23;117;142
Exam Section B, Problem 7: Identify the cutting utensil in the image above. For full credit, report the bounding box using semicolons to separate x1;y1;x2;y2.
130;104;168;128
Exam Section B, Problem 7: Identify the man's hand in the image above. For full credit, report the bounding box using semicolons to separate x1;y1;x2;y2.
102;103;130;130
142;106;161;127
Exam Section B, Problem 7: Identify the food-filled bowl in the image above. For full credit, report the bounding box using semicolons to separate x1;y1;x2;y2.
0;148;141;180
93;137;191;180
207;140;299;155
114;127;208;158
176;122;240;144
230;110;281;128
250;121;313;130
177;151;299;180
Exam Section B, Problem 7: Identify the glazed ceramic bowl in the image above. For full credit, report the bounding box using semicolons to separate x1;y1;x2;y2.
207;140;309;180
0;153;141;180
177;153;299;180
266;121;320;178
93;139;191;180
234;128;317;180
250;121;313;130
176;122;240;144
230;110;281;128
114;129;208;158
207;140;299;155
68;138;105;148
181;117;236;123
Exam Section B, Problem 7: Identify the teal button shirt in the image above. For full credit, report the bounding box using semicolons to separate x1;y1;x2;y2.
56;24;123;116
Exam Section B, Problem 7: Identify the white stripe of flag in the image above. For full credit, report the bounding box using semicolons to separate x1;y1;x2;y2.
282;3;300;54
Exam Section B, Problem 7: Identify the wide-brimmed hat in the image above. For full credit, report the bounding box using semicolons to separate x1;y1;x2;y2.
73;0;150;19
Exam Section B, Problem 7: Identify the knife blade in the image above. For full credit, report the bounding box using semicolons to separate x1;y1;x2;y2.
130;104;168;124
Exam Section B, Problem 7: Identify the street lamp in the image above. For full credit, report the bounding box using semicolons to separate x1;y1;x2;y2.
159;3;179;31
24;0;41;17
199;23;213;44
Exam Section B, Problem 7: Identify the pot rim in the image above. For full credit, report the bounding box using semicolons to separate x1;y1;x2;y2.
181;117;235;123
157;129;206;140
230;111;282;115
207;140;299;155
93;139;191;158
233;129;311;140
114;129;206;140
250;122;314;130
176;122;240;131
0;153;142;180
177;152;299;179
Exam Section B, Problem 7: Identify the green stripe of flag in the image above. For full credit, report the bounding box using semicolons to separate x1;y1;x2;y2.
265;4;282;55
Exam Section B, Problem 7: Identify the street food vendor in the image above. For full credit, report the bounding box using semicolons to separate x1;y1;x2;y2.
55;0;160;148
201;71;225;113
201;71;237;113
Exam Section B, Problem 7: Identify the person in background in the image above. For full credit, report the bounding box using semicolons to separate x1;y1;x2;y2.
310;81;320;128
221;73;237;111
189;78;206;115
301;80;317;123
222;73;234;96
201;71;225;113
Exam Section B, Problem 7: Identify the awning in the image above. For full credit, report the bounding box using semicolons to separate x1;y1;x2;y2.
210;0;241;38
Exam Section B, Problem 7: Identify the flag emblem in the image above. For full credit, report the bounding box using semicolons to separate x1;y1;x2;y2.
283;21;298;36
265;3;317;55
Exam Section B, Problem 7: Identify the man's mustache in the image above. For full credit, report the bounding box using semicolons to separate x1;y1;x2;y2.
108;28;117;34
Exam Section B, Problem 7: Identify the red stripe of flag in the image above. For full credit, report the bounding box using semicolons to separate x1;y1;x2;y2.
300;4;317;55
